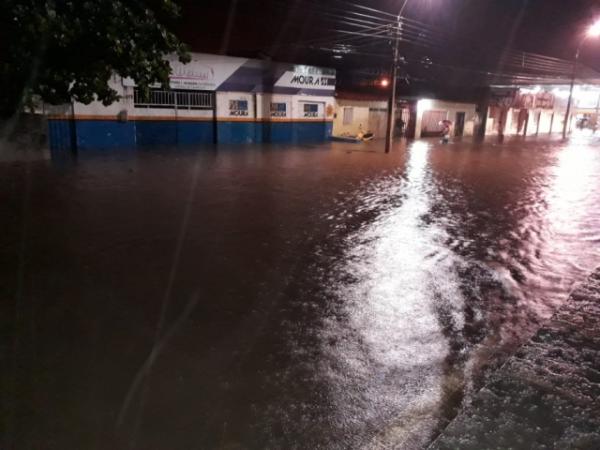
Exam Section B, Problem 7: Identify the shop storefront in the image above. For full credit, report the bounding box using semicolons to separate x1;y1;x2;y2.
486;86;570;137
47;53;336;151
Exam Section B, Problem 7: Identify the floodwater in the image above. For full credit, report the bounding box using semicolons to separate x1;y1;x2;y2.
3;136;600;449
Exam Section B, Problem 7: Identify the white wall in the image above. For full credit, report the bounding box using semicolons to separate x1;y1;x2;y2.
256;94;293;120
488;107;563;136
536;110;554;134
333;99;388;136
333;105;369;135
415;100;477;138
71;76;129;118
293;95;335;121
215;92;334;121
53;75;335;124
72;79;216;121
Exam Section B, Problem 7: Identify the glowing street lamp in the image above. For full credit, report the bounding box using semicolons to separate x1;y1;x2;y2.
588;20;600;38
563;18;600;139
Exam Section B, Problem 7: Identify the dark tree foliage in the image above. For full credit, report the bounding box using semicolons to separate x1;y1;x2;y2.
0;0;190;118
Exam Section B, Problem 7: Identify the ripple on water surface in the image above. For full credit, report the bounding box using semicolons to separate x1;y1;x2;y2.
4;138;600;449
315;138;600;448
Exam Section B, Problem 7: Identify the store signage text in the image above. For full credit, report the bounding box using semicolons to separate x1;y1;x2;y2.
229;100;249;116
290;75;335;87
276;70;336;91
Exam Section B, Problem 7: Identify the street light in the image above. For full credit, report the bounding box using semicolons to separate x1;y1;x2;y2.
562;18;600;139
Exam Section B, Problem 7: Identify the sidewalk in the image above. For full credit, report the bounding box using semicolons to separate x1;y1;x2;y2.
430;270;600;450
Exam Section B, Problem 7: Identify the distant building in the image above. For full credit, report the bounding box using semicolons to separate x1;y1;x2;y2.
333;92;389;138
413;99;478;139
46;53;336;151
485;86;572;137
332;93;478;140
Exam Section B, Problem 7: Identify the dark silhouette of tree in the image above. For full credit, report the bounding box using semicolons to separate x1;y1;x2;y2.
0;0;190;118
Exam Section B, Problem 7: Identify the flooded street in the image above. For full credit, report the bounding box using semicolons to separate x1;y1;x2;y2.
3;137;600;449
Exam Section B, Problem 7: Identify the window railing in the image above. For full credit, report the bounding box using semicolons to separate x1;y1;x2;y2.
134;89;213;110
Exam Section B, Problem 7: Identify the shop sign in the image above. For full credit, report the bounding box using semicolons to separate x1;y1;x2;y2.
276;66;336;91
229;100;249;116
169;54;247;91
170;64;216;90
270;102;287;117
303;103;319;117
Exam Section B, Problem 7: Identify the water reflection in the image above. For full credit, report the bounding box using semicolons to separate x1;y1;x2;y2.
5;139;600;449
322;141;472;447
540;139;600;302
321;137;600;448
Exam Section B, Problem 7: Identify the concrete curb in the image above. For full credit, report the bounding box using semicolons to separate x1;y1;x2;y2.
429;270;600;450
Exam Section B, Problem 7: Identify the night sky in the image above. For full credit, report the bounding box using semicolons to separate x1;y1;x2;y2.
179;0;600;66
177;0;600;95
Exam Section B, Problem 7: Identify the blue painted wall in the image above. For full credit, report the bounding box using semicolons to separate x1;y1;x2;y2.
47;119;332;150
75;120;136;150
48;119;76;152
177;121;215;145
136;121;215;147
326;122;333;139
217;122;260;144
135;121;177;147
233;122;332;144
263;122;294;143
294;122;332;142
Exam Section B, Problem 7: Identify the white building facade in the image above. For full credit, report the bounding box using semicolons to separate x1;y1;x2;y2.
47;53;336;151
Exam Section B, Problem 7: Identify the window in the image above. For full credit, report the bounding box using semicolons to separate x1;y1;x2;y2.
270;102;287;117
229;100;249;116
303;103;319;117
343;107;353;125
133;88;213;109
176;91;213;109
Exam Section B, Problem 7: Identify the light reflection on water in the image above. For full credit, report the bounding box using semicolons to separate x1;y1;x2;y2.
320;138;600;448
542;140;600;283
6;138;600;449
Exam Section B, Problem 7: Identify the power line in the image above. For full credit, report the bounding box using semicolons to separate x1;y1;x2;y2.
268;0;600;83
301;44;582;85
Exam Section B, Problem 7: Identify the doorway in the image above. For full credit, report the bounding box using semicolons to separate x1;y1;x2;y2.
455;112;466;137
368;107;387;138
421;110;448;137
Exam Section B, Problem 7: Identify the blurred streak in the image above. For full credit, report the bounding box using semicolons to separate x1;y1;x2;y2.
219;0;238;55
116;151;203;447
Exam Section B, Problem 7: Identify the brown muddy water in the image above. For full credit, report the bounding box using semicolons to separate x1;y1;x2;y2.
3;136;600;449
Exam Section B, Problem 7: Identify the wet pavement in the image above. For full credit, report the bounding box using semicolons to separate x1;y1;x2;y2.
431;269;600;450
3;136;600;449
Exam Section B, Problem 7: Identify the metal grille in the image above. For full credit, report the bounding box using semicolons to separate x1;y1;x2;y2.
134;89;213;110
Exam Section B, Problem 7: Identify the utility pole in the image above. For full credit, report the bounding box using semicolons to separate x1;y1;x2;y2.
384;25;399;154
562;47;580;140
385;0;409;154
